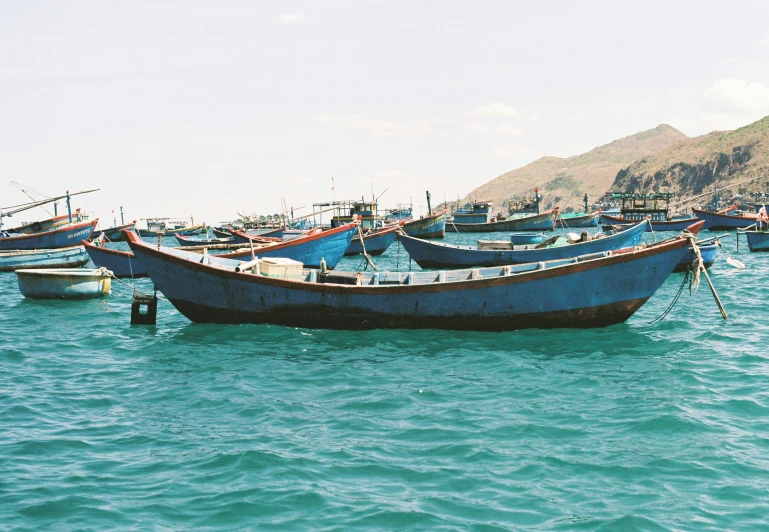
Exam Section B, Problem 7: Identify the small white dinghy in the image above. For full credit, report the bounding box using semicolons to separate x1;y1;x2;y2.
15;267;112;300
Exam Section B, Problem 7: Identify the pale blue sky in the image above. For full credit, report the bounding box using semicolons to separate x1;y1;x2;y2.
2;1;769;225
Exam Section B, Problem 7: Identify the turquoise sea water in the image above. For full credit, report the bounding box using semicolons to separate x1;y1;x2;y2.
2;231;769;530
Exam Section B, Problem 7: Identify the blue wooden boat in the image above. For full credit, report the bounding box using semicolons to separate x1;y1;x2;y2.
220;223;357;269
92;220;136;242
82;240;147;278
400;208;448;239
447;209;558;233
5;209;83;235
510;233;546;245
557;211;600;228
743;229;769;251
174;233;235;247
398;220;658;268
125;228;692;330
0;246;90;272
692;206;760;231
601;213;699;232
0;219;97;251
673;242;717;273
16;268;111;300
344;224;401;256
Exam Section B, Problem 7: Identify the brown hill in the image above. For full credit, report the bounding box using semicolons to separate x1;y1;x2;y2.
610;115;769;203
461;124;687;212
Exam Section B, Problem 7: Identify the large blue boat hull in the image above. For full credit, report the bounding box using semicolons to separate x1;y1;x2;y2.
0;220;97;251
399;221;648;268
127;231;690;331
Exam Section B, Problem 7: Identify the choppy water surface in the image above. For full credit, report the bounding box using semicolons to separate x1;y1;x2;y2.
2;231;769;530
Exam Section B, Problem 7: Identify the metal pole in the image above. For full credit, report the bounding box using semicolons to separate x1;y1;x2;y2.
66;191;72;223
120;206;125;225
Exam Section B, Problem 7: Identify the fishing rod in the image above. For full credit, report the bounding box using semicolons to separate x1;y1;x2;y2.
1;189;100;216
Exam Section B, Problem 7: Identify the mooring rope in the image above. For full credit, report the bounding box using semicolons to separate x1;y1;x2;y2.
648;270;690;325
104;270;165;300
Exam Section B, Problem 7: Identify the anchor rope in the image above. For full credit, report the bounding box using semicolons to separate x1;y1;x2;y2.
648;270;690;325
104;270;165;300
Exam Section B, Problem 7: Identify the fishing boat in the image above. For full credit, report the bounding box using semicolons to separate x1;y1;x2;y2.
398;220;658;268
16;268;111;300
174;233;235;247
740;217;769;251
212;222;358;269
92;221;137;242
82;240;147;278
554;194;600;228
692;205;760;231
4;209;83;235
0;246;90;272
383;203;413;222
0;219;98;251
557;211;601;228
600;214;698;232
344;224;401;256
401;209;448;239
137;218;207;237
125;228;693;330
325;199;381;230
447;208;558;233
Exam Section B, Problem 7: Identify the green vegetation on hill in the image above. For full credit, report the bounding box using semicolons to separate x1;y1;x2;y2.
462;124;687;211
610;116;769;200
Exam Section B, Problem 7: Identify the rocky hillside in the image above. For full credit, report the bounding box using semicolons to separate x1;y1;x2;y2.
461;124;687;212
610;116;769;202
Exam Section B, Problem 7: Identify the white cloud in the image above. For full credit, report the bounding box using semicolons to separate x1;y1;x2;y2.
701;78;769;130
292;176;313;184
466;102;538;127
279;12;306;23
466;122;524;136
312;113;450;138
492;143;530;158
761;31;769;47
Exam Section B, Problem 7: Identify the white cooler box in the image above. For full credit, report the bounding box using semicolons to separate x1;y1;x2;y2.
259;257;304;280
